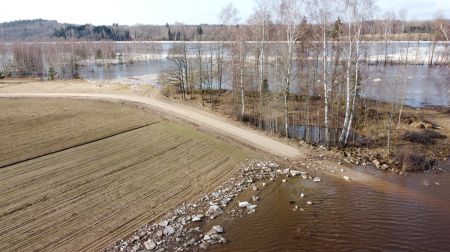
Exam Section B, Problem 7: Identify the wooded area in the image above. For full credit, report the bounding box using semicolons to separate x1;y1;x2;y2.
158;0;449;149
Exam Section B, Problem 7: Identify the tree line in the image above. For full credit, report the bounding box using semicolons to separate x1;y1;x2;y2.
0;16;448;42
159;0;449;148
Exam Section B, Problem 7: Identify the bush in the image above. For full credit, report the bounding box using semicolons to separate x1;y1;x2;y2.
48;67;57;80
395;150;432;171
402;130;447;145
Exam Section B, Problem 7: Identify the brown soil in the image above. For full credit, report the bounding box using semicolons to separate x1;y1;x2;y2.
0;98;258;252
0;98;158;167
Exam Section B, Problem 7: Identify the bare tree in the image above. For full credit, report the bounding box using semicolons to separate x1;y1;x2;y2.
339;0;374;145
220;3;247;119
249;0;272;127
162;44;190;99
276;0;304;136
308;0;335;145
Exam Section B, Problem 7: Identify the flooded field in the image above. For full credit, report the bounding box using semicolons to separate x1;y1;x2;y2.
211;161;450;251
73;42;449;108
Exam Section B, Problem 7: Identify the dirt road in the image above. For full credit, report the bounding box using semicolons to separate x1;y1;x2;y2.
0;92;304;159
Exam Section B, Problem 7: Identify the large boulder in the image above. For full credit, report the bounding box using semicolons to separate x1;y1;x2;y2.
206;204;223;219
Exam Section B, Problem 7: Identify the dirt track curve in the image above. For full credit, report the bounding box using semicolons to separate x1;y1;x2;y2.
0;93;304;159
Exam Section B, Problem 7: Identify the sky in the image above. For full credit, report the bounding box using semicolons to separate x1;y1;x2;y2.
1;0;449;25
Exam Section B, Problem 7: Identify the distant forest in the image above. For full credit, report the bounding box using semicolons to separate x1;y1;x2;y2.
0;18;448;42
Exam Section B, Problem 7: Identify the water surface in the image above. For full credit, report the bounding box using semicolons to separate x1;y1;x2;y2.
211;162;450;251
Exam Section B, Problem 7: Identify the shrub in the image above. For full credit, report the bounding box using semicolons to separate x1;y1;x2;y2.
48;67;56;80
395;150;432;171
402;130;447;145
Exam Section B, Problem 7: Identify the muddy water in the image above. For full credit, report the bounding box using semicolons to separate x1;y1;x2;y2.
211;162;450;251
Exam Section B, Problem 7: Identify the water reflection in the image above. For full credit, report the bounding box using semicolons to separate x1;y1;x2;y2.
288;125;364;146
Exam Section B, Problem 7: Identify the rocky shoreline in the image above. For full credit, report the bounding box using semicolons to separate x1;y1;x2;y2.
104;159;327;252
104;144;448;252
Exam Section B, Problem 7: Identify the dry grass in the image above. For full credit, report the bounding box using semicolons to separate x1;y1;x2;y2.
402;130;447;145
395;149;433;171
0;98;255;252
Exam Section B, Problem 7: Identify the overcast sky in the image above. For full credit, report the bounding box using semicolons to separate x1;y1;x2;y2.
1;0;449;25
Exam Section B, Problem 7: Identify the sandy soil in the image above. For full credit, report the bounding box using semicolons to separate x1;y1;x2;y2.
0;98;256;252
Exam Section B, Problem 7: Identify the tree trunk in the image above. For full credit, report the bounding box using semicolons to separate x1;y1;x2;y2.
240;67;245;119
339;23;353;146
322;28;329;146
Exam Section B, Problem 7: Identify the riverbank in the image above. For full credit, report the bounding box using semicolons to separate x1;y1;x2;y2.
106;159;352;252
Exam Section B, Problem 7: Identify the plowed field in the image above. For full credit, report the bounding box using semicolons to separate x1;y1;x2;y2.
0;98;253;252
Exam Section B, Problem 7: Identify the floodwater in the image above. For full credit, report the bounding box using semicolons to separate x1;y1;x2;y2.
78;43;449;108
363;65;449;107
211;161;450;251
78;61;166;80
288;125;365;147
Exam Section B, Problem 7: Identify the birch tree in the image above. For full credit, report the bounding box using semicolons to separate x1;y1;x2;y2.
338;0;373;145
249;0;272;127
309;0;334;146
276;0;303;136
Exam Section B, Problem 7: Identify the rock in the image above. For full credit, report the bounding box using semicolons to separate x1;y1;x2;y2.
210;234;227;244
199;242;209;249
247;205;258;210
210;225;224;234
132;245;140;252
252;195;260;202
262;182;267;187
247;208;256;214
313;177;322;182
144;239;157;250
211;192;221;198
159;220;169;227
252;185;258;191
192;215;204;222
269;162;278;168
373;159;380;167
203;234;211;241
290;170;302;176
343;176;351;181
307;201;313;205
238;201;250;208
155;230;163;238
282;179;287;183
221;197;231;206
300;193;305;198
340;168;345;172
382;164;389;170
302;175;308;179
206;204;223;219
163;226;175;236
